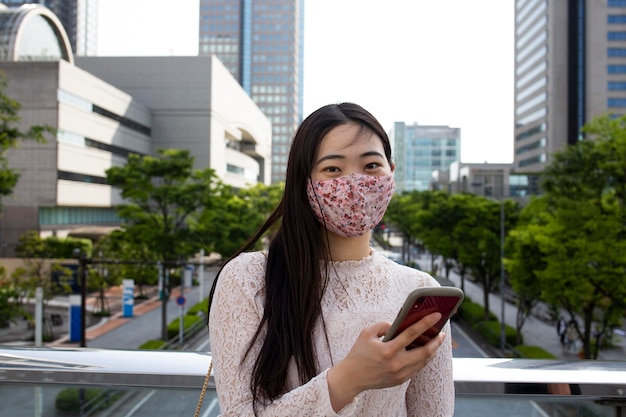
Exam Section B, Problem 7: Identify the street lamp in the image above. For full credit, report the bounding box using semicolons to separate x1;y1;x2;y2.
500;199;506;351
72;249;90;347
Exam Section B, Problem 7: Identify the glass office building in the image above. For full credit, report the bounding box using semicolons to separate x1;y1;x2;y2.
514;0;626;172
198;0;304;183
391;122;461;192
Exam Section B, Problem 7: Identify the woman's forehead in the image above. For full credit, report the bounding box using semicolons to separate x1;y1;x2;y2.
318;123;383;153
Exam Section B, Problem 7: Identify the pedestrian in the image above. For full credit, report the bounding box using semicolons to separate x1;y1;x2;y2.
566;320;579;354
557;316;567;347
208;103;454;416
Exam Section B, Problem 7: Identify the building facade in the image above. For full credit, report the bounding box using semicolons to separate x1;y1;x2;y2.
514;0;626;172
1;0;98;56
0;4;270;256
390;122;461;192
198;0;305;183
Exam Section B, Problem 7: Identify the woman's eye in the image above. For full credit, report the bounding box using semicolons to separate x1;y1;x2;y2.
323;166;340;173
365;162;381;170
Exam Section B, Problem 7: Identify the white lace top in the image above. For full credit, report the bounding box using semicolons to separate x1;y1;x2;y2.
208;250;455;416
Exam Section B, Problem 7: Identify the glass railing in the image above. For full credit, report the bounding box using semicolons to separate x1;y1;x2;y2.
1;347;625;416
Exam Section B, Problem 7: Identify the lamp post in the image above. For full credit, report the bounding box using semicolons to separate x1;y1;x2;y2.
500;198;506;351
73;249;90;347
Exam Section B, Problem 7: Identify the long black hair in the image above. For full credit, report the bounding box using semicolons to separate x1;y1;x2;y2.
207;102;392;411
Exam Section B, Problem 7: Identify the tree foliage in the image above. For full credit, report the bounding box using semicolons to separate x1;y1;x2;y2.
524;115;626;359
106;148;226;340
198;182;283;258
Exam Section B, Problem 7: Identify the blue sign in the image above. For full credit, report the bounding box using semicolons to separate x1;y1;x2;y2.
122;279;134;318
176;296;186;306
68;295;81;343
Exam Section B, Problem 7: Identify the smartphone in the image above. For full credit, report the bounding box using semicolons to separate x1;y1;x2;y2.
383;286;464;350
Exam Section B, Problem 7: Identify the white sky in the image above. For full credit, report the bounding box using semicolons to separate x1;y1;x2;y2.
97;0;514;164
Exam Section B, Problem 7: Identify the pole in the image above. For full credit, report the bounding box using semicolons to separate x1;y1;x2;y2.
35;287;43;347
198;249;205;304
80;255;87;348
500;198;506;351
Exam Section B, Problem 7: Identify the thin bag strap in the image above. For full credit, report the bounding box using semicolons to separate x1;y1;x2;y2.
194;360;213;417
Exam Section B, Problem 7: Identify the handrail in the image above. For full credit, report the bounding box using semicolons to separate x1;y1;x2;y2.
0;347;625;400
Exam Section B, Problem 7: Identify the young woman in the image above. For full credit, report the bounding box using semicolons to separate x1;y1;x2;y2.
208;103;454;416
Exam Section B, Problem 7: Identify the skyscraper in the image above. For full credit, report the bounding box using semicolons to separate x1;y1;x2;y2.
390;122;461;192
198;0;304;183
514;0;626;172
2;0;98;56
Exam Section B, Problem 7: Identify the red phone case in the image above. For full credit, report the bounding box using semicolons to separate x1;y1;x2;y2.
384;287;464;350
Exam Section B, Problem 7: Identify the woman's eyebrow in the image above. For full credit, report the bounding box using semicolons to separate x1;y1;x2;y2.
315;154;345;165
316;151;384;165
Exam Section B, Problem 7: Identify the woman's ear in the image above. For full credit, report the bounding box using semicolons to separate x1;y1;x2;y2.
390;161;396;173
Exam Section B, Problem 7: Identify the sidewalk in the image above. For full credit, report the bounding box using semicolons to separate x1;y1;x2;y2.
0;285;163;347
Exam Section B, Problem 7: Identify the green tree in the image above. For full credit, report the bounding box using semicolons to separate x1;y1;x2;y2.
0;265;22;327
12;231;80;338
106;148;225;340
529;114;626;358
199;182;283;258
0;72;53;203
504;197;548;345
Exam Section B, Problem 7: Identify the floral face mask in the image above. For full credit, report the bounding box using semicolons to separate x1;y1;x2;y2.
306;173;395;237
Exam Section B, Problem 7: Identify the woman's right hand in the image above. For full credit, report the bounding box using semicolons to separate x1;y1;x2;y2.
326;312;446;412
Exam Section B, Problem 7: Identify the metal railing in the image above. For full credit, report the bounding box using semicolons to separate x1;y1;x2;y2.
1;347;626;416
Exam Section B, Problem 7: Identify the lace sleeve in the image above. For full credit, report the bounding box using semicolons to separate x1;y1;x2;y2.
405;321;455;416
208;252;352;417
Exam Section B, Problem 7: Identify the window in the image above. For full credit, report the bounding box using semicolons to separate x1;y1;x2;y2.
608;81;626;90
609;0;626;6
608;98;626;107
608;32;626;41
608;15;626;24
608;48;626;57
609;65;626;74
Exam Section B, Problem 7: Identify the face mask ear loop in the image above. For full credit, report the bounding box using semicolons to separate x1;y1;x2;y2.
308;177;333;262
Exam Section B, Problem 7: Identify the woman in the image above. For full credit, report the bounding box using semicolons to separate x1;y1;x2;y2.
208;103;454;416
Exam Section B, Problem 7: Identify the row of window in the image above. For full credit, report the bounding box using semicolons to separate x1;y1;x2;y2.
58;90;151;137
252;75;292;83
609;15;626;24
609;81;626;90
609;0;626;7
608;31;626;40
39;206;120;226
608;98;626;107
516;123;546;141
518;153;546;168
516;138;546;155
253;43;293;52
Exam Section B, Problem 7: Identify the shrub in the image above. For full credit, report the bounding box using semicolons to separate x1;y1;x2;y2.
138;339;166;350
167;314;202;339
458;298;497;322
474;320;520;347
514;345;556;359
186;300;207;317
54;388;122;415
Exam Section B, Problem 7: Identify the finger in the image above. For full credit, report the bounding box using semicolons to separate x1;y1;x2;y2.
395;312;442;349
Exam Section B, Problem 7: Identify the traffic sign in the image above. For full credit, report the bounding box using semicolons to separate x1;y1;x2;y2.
176;296;186;306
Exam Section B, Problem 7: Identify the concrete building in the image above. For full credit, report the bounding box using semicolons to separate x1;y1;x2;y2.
1;0;98;56
514;0;626;172
0;4;271;256
76;55;272;188
198;0;305;183
390;122;461;192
